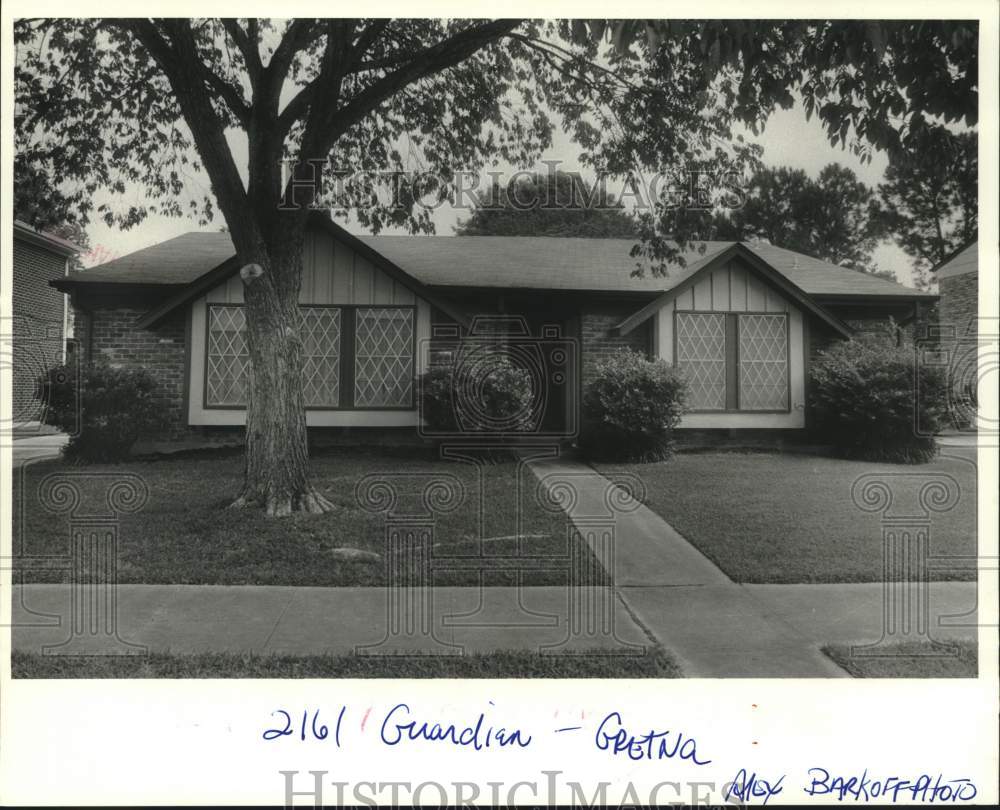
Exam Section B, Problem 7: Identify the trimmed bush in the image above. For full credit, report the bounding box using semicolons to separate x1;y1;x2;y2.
39;363;169;462
419;354;536;434
580;348;688;462
809;334;950;463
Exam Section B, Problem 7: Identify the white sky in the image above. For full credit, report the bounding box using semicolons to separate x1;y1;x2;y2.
81;100;918;285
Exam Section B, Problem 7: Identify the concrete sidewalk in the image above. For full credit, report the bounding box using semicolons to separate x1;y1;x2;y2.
10;432;67;467
525;457;978;677
9;584;649;656
527;457;731;587
619;582;977;677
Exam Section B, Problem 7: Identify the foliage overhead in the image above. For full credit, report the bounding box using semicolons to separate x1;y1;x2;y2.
14;18;978;275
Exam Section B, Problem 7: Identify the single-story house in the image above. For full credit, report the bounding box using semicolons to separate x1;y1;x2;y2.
52;213;935;442
12;220;80;425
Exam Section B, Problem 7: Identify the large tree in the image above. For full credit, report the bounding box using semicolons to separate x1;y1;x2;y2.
699;163;888;273
877;129;977;280
455;170;637;237
14;19;977;514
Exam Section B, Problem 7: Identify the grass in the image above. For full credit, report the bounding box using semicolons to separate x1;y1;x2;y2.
13;447;605;587
11;647;680;678
596;448;977;583
823;640;978;678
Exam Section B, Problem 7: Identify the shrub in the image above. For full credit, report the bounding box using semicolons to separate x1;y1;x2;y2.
39;363;170;462
809;334;950;463
580;348;688;462
419;354;536;434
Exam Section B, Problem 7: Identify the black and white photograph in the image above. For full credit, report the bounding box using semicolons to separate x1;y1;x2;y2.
1;2;997;806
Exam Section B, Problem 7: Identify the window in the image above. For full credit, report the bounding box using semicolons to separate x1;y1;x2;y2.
354;307;415;407
300;307;342;407
205;304;414;409
738;314;788;410
675;312;727;410
675;311;788;412
206;305;249;407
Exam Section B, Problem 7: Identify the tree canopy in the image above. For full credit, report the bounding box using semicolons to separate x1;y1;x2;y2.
454;171;637;237
877;129;977;278
15;19;978;269
696;163;889;275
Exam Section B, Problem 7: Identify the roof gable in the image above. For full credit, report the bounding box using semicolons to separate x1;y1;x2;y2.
614;244;853;338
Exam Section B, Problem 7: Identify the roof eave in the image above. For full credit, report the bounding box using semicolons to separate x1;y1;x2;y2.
135;213;472;330
928;239;977;274
813;292;939;303
15;221;82;257
51;278;187;293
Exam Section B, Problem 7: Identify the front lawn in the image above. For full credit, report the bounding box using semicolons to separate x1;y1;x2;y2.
13;448;604;587
11;647;680;678
823;640;978;678
596;449;976;583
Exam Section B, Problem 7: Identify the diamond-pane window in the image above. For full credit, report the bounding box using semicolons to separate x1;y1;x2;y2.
738;314;788;410
354;308;414;407
206;305;249;406
206;305;342;408
676;312;727;410
301;308;342;406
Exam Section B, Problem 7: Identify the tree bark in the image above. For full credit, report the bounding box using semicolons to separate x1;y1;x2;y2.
229;236;335;517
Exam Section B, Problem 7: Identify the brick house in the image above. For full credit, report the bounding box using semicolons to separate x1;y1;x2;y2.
932;241;978;339
52;213;934;442
11;221;80;425
930;241;979;427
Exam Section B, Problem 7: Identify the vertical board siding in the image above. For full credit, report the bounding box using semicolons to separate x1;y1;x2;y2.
373;265;394;304
693;275;712;309
729;262;748;311
711;268;730;310
747;274;767;310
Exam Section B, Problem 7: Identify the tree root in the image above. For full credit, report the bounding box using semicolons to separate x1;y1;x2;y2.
228;487;337;516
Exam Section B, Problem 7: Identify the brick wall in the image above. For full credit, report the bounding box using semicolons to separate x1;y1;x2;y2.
580;303;652;389
939;272;978;339
75;304;189;437
11;238;67;422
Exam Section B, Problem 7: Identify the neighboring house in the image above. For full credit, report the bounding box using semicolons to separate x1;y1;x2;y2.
11;221;80;425
51;213;934;440
930;241;979;429
932;241;977;339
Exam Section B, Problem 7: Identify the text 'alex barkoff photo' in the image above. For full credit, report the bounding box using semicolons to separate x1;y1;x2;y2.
1;4;997;808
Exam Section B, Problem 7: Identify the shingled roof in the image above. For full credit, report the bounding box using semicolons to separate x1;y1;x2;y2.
58;225;933;300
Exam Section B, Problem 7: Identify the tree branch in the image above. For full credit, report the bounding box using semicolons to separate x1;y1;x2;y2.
281;20;523;147
222;19;262;88
118;19;254;250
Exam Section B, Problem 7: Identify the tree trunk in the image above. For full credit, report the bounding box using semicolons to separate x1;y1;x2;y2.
229;238;335;517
